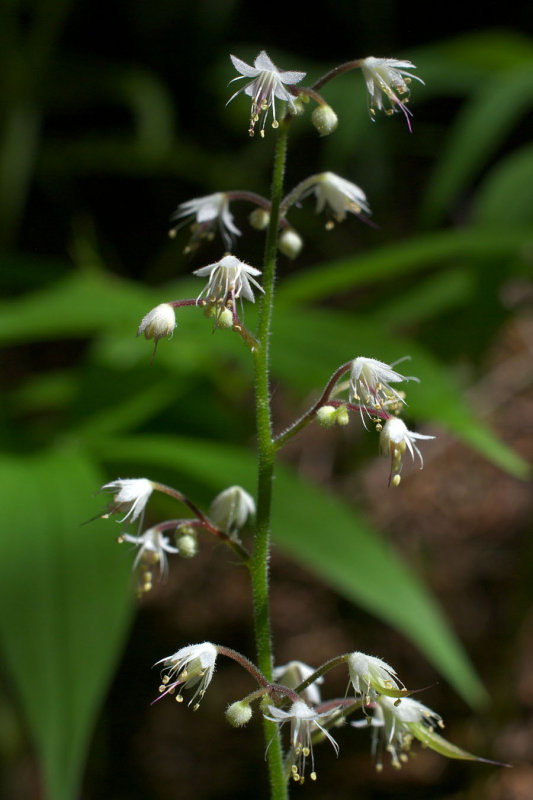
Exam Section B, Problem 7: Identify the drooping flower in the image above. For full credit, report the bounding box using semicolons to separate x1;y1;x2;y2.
100;478;154;526
137;303;176;349
155;642;218;709
209;485;256;534
352;696;491;771
292;172;371;226
380;417;435;487
169;192;241;252
122;526;180;578
265;700;339;784
273;660;324;706
228;50;306;137
361;57;424;131
193;254;264;310
349;356;416;416
347;652;407;704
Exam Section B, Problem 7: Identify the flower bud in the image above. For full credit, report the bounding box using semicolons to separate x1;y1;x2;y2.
209;486;256;533
177;533;198;558
335;405;350;426
137;303;176;341
216;308;234;329
311;104;338;137
278;228;303;260
249;208;270;230
316;406;337;428
225;700;253;727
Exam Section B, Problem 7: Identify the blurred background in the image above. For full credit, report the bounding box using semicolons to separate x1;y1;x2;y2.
0;1;532;798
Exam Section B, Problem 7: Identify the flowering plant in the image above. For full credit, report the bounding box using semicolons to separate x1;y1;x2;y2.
93;47;506;798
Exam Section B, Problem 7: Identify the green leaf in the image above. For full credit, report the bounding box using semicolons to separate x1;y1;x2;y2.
473;144;533;226
275;228;532;307
421;64;533;227
0;449;133;800
88;434;488;708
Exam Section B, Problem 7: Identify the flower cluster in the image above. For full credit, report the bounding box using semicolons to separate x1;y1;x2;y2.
97;478;255;594
150;645;493;784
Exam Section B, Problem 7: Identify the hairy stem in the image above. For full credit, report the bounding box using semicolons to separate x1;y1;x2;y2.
252;118;290;800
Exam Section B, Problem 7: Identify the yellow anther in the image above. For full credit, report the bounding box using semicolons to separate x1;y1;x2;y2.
176;694;183;703
272;120;279;129
162;675;170;685
310;772;317;781
302;747;310;757
392;474;401;488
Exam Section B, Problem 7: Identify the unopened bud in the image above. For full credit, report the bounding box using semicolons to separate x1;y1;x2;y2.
137;303;176;341
278;228;303;260
216;308;234;329
311;104;338;137
249;208;270;230
225;700;253;727
335;405;350;426
209;486;256;533
177;533;198;558
316;406;337;428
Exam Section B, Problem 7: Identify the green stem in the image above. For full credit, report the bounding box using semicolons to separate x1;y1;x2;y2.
252;119;290;800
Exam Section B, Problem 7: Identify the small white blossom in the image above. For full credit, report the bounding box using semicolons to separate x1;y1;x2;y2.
169;192;241;251
352;696;444;770
101;478;154;526
209;486;256;533
273;660;324;706
347;652;406;704
361;57;424;130
349;356;416;416
193;254;264;307
303;172;371;224
122;526;180;575
265;700;339;784
155;642;218;709
228;50;306;137
137;303;176;343
380;418;435;487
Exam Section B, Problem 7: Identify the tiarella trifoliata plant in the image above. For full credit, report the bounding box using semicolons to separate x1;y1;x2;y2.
95;49;502;797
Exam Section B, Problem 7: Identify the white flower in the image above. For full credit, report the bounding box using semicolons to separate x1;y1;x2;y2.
273;660;324;706
347;652;405;703
304;172;371;223
101;478;154;526
265;700;339;784
193;254;264;307
349;356;416;415
137;303;176;342
155;642;218;709
209;485;255;533
361;57;424;130
169;192;241;251
122;526;180;576
380;418;435;487
352;696;444;770
228;50;306;137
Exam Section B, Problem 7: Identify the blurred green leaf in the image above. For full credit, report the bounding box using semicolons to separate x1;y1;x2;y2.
88;433;487;707
275;228;532;307
0;449;133;800
473;144;533;226
421;64;533;227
